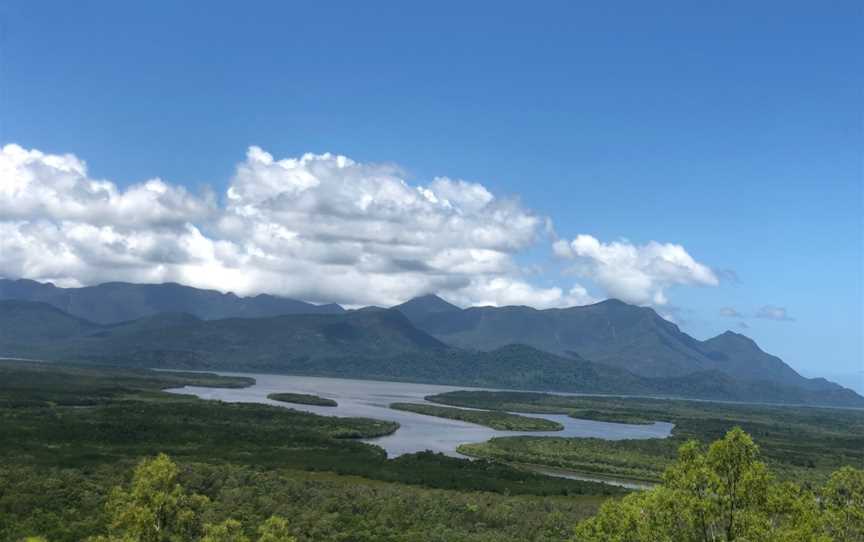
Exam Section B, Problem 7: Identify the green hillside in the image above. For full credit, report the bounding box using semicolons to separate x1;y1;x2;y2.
1;300;862;407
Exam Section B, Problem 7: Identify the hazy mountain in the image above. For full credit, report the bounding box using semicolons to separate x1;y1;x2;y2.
0;301;446;365
0;279;344;324
643;369;864;407
396;297;847;396
1;281;846;401
0;300;102;344
699;331;836;392
90;307;448;364
402;299;713;377
1;300;862;407
818;371;864;396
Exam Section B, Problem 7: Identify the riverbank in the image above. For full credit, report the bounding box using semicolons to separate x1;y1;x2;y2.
431;389;864;485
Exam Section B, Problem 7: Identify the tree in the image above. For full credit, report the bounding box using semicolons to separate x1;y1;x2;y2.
196;516;296;542
256;516;297;542
572;427;841;542
821;466;864;541
201;519;249;542
703;427;770;540
95;453;209;542
198;516;296;542
85;454;299;542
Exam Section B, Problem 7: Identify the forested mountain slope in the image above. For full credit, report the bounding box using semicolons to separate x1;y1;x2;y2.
1;300;861;407
397;296;843;395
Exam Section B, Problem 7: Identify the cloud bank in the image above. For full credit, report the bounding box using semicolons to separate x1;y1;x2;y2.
0;144;595;308
0;144;725;309
553;234;718;305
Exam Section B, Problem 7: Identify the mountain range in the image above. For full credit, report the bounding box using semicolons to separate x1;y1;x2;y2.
392;294;836;392
0;278;860;407
0;279;344;324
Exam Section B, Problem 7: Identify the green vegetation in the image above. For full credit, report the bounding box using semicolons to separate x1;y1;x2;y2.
390;402;563;431
0;359;620;542
11;427;863;541
4;458;606;542
0;361;254;408
460;437;672;482
268;392;337;407
573;428;864;541
4;360;864;541
427;391;656;424
89;454;296;542
435;390;864;485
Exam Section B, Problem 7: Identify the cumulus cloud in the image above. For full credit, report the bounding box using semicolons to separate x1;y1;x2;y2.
0;143;593;308
755;305;795;322
444;279;596;308
719;307;742;318
553;234;719;305
0;144;215;226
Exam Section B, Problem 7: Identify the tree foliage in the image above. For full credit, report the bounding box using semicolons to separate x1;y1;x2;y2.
821;466;864;541
91;453;209;542
83;455;296;542
14;435;863;542
256;516;297;542
573;427;863;541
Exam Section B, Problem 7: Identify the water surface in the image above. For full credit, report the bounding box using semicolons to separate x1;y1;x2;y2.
167;372;673;458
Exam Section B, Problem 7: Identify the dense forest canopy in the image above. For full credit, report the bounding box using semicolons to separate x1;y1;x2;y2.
9;430;864;541
1;361;862;541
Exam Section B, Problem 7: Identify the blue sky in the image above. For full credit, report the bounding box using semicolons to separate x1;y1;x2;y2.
0;1;861;383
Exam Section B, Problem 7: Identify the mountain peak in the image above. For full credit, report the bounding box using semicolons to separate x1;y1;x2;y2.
591;298;656;315
413;293;456;305
595;298;629;306
710;330;760;348
394;294;460;324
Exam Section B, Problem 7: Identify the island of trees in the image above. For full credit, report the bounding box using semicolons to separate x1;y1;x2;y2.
390;402;564;431
268;392;338;407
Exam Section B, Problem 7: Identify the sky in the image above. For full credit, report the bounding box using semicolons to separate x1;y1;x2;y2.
0;1;861;386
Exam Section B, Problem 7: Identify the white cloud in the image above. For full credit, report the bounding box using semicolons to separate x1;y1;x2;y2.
755;305;795;322
444;278;596;309
0;143;592;308
553;234;719;305
0;144;214;226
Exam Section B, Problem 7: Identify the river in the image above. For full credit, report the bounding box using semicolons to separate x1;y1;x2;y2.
165;372;673;464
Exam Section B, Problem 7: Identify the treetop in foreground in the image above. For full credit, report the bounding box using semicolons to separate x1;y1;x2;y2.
85;453;296;542
10;410;862;541
573;427;864;542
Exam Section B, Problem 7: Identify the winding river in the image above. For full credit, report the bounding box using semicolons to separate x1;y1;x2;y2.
166;372;673;467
